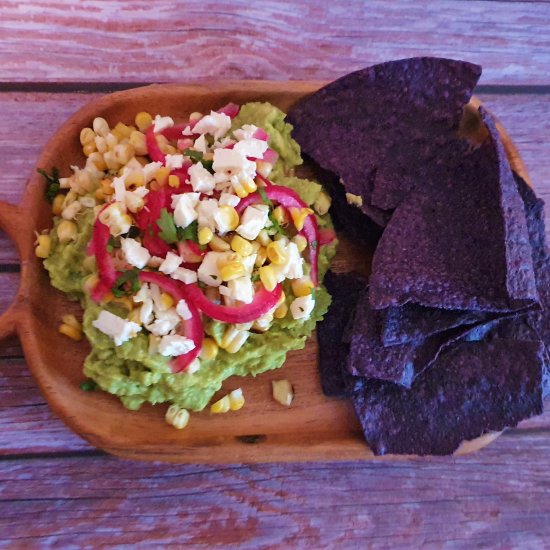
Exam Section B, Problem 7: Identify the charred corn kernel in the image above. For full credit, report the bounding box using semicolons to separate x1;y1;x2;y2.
105;133;119;151
291;278;315;298
125;171;144;188
127;307;142;325
114;143;134;165
58;323;82;341
229;388;245;411
230;235;254;256
219;259;246;282
314;191;332;216
135;111;153;131
259;265;277;291
113;122;133;139
160;292;175;310
168;174;180;188
255;160;273;178
57;220;77;244
83;142;97;157
95;135;108;154
92;117;110;137
83;274;99;294
165;404;190;429
154;166;170;186
220;325;250;354
274;300;288;319
267;240;289;265
34;235;51;258
52;194;65;215
62;314;81;330
103;150;121;171
80;127;95;145
210;395;230;414
290;207;314;231
256;229;271;247
217;205;240;231
272;379;294;407
129;130;148;156
100;178;114;195
198;226;214;245
199;337;219;361
209;235;231;252
292;234;308;253
88;152;107;171
272;205;289;226
254;246;268;267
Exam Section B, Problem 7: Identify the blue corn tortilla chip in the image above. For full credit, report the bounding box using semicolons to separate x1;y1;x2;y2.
369;107;538;312
317;271;367;398
352;339;544;456
288;57;481;219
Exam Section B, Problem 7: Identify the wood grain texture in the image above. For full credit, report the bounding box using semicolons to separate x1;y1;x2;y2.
1;0;550;85
1;436;550;548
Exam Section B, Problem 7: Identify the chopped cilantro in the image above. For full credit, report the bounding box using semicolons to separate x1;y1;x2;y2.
183;148;213;171
107;235;120;253
258;187;273;207
176;220;199;243
310;287;316;300
37;167;61;203
80;379;98;392
112;268;140;297
157;208;178;243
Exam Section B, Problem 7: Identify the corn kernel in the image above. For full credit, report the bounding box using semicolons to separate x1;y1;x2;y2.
290;207;314;231
267;240;289;265
114;143;134;165
57;220;77;244
52;194;65;216
62;314;81;330
105;133;119;151
292;234;308;253
198;227;214;246
73;170;93;193
113;121;133;139
255;160;273;178
220;325;250;353
129;130;148;156
199;337;219;361
256;229;271;247
314;190;332;216
217;205;240;232
87;152;107;172
157;134;171;154
189;111;203;122
135;111;153;131
291;277;315;298
83;142;97;157
34;234;51;259
210;395;230;414
103;150;121;171
253;313;273;332
272;380;294;407
125;171;144;188
231;235;254;256
259;265;277;291
274;300;288;319
274;234;289;245
254;246;268;267
209;235;231;252
165;404;190;429
228;388;245;411
160;292;174;310
82;255;96;273
154;166;170;186
95;135;108;154
272;205;289;226
219;259;246;282
232;174;257;198
80;127;96;146
58;323;82;341
92;117;110;137
107;295;134;311
168;174;180;188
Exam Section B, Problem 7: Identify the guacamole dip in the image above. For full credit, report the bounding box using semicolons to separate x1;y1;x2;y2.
40;101;337;414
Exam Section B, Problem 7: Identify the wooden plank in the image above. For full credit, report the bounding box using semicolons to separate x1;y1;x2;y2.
1;0;550;85
1;434;550;547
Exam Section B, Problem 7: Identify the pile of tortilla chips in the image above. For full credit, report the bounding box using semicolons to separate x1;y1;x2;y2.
288;57;550;456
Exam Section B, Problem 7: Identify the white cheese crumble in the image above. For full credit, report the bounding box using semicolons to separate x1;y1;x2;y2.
193;111;232;140
198;251;232;287
158;334;195;357
176;299;192;320
171;192;200;228
159;251;182;275
92;310;141;346
233;138;268;159
153;115;174;133
218;192;240;207
165;154;184;171
290;295;315;321
196;198;219;231
171;267;198;284
236;204;269;240
192;134;208;155
233;124;259;141
188;162;216;194
121;238;151;269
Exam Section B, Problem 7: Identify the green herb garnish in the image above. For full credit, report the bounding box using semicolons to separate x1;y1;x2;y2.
157;208;178;243
37;167;61;203
183;148;213;171
112;268;140;297
258;187;272;207
177;220;199;243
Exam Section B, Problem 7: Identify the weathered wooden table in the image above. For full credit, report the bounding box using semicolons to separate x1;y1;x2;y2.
1;1;550;546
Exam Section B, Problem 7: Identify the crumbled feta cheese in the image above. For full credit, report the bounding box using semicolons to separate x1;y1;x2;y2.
171;267;198;284
283;242;304;279
92;310;141;346
233;124;259;141
193;111;231;140
153;115;174;133
79;196;96;208
121;157;143;174
140;298;154;325
217;137;236;148
233;138;268;159
112;176;127;203
226;276;254;304
133;283;150;303
176;299;192;320
236;204;269;240
212;149;256;185
192;134;208;155
290;294;315;321
171;192;200;228
165;154;184;171
187;358;201;374
99;203;131;236
198;251;231;287
242;253;257;276
188;162;216;194
124;186;149;212
182;125;194;136
143;161;163;183
147;308;180;336
121;238;151;269
196;198;219;231
159;251;182;275
158;334;195;357
218;192;240;207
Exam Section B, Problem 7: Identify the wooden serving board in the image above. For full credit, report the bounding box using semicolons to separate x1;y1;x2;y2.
0;82;527;462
